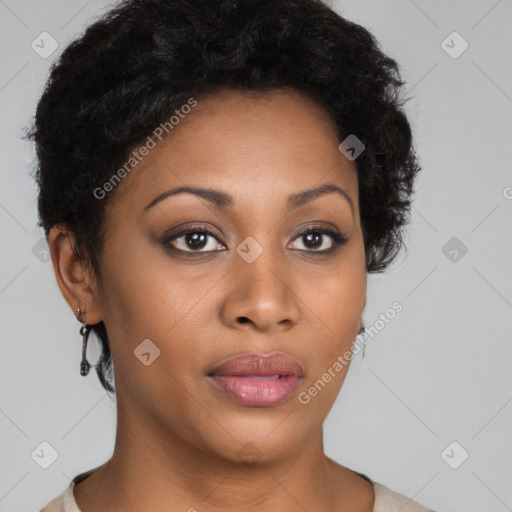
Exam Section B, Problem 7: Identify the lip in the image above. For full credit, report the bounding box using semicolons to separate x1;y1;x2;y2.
207;352;305;407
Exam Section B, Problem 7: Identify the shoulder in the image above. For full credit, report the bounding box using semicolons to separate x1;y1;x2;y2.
42;466;437;512
339;467;436;512
39;483;80;512
39;485;73;512
39;467;98;512
371;480;436;512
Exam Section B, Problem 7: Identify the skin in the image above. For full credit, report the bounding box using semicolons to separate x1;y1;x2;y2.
49;87;374;511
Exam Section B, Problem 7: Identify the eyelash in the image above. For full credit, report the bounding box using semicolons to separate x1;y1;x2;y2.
162;224;348;255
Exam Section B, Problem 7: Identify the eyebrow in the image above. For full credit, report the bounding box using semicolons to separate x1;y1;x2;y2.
143;182;354;215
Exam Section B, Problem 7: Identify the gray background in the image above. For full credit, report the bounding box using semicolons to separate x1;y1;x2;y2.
1;0;511;510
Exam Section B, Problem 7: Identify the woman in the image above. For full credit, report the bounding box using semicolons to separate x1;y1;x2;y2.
31;0;434;510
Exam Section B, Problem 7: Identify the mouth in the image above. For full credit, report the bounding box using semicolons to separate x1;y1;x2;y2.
207;352;304;407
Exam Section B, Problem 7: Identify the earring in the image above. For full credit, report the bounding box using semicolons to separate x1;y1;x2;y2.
76;306;91;377
358;321;366;357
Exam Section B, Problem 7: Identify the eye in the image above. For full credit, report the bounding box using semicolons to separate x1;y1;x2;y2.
289;226;348;254
164;227;226;253
162;224;348;255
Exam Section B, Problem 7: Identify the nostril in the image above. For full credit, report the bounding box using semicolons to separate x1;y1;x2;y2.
238;317;250;323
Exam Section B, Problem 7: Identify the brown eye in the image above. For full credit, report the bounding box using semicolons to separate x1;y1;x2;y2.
289;227;348;254
165;228;226;253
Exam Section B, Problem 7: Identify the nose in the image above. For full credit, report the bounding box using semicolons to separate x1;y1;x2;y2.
221;242;300;333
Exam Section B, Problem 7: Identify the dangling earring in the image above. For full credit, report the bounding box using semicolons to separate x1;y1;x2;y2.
359;322;366;357
76;306;91;377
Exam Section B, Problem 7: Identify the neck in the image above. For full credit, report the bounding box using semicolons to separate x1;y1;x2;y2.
74;386;373;512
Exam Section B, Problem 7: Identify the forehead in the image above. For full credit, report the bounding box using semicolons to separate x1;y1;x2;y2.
105;88;358;215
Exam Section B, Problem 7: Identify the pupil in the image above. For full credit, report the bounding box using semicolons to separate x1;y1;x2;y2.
305;233;321;249
184;232;323;250
186;232;207;249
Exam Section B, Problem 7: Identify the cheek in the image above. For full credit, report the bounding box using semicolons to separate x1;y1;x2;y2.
96;248;217;412
328;266;366;340
305;255;366;340
99;231;366;367
296;258;366;402
99;242;204;334
96;242;227;384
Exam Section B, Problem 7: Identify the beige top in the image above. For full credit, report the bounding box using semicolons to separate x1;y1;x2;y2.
39;467;435;512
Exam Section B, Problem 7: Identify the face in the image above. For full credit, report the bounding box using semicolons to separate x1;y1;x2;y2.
89;88;366;463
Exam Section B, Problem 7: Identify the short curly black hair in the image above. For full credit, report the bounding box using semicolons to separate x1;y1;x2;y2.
25;0;421;395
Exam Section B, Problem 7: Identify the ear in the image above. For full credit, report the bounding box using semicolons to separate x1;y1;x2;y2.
48;225;103;325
